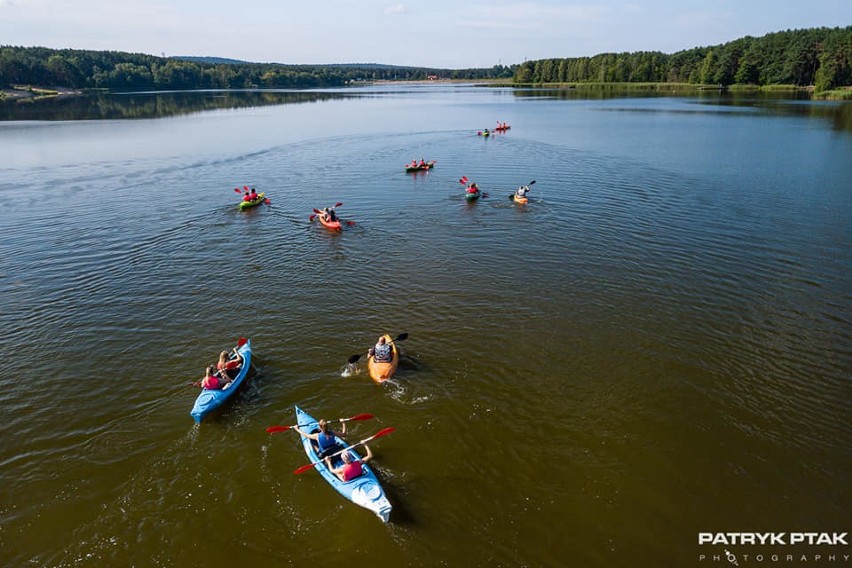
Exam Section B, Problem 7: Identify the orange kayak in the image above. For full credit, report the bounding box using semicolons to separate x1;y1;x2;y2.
368;334;399;383
318;215;342;231
512;194;529;205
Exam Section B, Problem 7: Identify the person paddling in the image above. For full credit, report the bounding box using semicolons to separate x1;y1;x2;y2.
216;349;243;381
198;365;225;390
294;418;347;458
368;336;393;362
321;206;338;222
515;184;531;199
466;181;480;195
326;446;373;482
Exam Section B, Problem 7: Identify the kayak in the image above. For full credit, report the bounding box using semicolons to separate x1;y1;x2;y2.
190;339;252;423
512;194;529;204
318;214;342;231
405;161;435;173
239;192;265;210
465;190;482;201
495;125;511;131
294;405;392;522
367;334;399;383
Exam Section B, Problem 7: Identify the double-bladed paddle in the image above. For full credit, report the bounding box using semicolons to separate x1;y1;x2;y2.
347;333;408;364
266;413;374;434
293;427;395;475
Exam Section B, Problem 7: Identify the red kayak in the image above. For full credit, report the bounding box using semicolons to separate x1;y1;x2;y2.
318;215;342;231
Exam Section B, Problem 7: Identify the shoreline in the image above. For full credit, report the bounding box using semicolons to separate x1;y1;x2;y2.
3;82;849;101
0;85;83;102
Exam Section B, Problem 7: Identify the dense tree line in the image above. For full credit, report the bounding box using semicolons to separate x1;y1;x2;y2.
513;27;852;92
0;46;516;91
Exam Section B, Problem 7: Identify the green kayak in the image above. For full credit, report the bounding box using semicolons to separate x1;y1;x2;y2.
239;192;265;210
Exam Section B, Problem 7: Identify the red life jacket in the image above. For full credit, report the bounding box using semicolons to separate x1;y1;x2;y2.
202;374;221;389
342;460;363;481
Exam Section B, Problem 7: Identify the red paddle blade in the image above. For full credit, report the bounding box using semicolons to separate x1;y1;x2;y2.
236;337;248;347
313;208;322;214
233;187;242;193
294;462;317;475
266;425;291;434
349;413;374;421
334;202;343;207
370;427;395;440
309;215;316;221
244;185;250;191
264;198;271;205
346;221;356;226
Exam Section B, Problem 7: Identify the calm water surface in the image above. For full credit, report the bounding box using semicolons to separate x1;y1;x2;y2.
1;85;850;567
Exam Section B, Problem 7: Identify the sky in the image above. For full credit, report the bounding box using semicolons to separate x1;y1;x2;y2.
1;0;850;69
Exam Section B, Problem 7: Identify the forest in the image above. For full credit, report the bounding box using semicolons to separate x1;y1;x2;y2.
2;27;850;94
0;46;514;91
513;27;851;93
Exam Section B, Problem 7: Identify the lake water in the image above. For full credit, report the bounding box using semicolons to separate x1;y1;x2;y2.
1;85;850;567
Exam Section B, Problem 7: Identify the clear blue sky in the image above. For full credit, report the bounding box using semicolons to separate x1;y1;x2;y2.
1;0;850;68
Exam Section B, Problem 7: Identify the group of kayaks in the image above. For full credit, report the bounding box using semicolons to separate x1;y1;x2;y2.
478;123;511;137
190;333;406;522
203;123;532;523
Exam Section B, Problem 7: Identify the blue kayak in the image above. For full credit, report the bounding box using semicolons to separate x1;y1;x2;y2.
190;339;252;423
294;405;392;522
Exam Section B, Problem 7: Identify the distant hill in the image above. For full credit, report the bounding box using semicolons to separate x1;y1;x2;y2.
173;56;250;65
174;57;439;72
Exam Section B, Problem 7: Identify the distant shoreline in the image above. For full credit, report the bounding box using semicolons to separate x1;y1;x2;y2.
3;82;849;101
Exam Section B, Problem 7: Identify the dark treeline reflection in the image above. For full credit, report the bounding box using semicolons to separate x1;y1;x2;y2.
0;90;352;121
512;87;852;131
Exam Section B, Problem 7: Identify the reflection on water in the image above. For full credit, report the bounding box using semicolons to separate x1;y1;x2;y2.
0;89;354;121
513;87;852;130
3;86;850;132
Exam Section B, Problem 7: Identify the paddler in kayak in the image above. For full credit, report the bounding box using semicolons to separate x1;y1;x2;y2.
242;188;252;202
197;365;228;390
216;349;243;381
368;336;393;363
326;446;373;482
320;207;339;223
248;187;259;201
515;184;531;200
465;181;480;196
294;418;347;458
